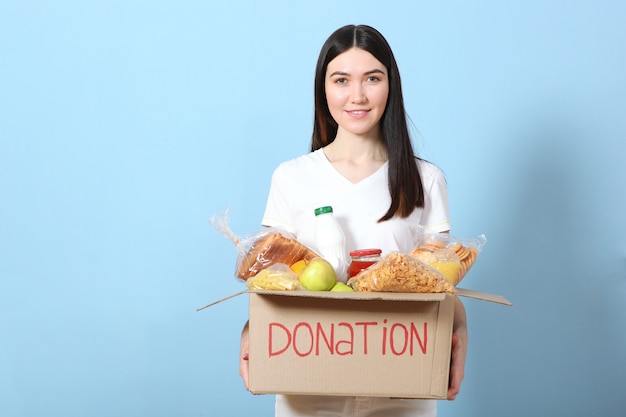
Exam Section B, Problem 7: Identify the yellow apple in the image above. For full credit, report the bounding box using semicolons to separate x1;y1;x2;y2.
298;257;337;291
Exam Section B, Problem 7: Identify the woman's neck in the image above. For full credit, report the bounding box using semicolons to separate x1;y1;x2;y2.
322;134;388;184
324;130;387;164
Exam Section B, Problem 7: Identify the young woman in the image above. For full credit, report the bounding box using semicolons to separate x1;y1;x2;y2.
240;24;468;417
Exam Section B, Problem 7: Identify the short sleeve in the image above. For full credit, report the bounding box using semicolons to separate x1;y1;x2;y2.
261;165;296;233
419;161;451;232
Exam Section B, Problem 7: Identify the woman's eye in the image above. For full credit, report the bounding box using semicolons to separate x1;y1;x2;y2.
335;78;348;84
367;76;380;82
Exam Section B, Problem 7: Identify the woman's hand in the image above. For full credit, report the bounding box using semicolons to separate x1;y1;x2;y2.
448;297;468;400
240;321;250;390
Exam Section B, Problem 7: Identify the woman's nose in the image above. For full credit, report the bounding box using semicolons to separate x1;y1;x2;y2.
350;84;367;104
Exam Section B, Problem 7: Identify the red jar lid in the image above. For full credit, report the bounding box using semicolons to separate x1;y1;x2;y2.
349;248;382;257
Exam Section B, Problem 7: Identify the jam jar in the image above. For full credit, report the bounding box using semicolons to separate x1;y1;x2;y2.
347;248;382;278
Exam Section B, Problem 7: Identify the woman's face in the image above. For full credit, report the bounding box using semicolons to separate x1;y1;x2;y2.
325;47;389;139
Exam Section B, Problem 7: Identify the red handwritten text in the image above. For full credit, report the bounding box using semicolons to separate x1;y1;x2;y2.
268;320;427;358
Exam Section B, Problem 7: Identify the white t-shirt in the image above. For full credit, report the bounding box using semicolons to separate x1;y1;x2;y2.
262;148;450;255
261;148;447;416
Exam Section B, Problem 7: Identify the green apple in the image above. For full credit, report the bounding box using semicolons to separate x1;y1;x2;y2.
298;257;337;291
330;282;354;292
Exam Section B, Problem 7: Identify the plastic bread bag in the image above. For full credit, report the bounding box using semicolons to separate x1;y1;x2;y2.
347;252;455;293
210;207;318;282
409;227;487;286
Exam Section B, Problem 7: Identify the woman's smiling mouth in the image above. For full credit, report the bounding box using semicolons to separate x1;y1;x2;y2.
347;109;370;118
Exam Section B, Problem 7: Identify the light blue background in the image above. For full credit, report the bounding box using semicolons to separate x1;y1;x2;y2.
1;1;625;416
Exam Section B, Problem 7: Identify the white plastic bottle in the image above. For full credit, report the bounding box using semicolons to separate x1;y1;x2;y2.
313;206;349;283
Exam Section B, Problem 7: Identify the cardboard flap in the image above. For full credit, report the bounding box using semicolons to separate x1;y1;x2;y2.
455;288;513;306
197;287;513;311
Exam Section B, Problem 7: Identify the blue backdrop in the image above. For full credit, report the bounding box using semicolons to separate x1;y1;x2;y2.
1;1;625;416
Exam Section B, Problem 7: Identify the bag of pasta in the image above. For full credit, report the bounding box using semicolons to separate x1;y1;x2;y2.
347;252;455;293
245;263;305;291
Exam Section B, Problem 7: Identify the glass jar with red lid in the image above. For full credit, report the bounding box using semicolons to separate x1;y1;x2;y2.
347;248;382;278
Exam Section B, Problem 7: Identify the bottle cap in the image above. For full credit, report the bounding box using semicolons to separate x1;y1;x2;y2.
314;206;333;216
349;248;382;257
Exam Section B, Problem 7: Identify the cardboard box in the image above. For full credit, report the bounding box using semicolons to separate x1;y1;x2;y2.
246;289;511;399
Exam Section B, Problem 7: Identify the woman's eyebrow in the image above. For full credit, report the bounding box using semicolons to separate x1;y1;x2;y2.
328;68;386;77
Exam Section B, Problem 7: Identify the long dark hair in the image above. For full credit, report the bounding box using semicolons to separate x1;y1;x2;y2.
311;24;424;221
